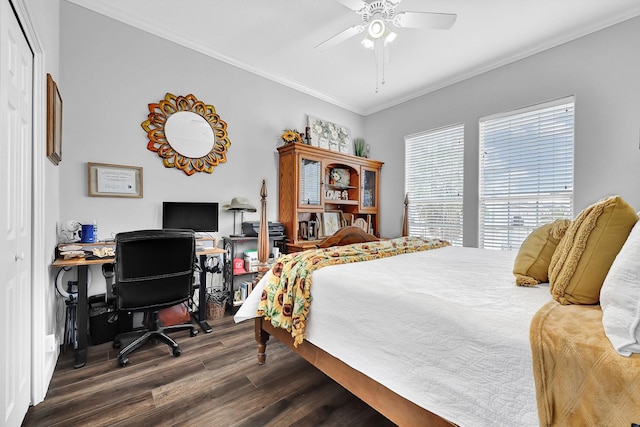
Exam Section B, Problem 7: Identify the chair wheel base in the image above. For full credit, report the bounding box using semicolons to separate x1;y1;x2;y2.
173;348;181;357
118;357;128;367
190;329;198;337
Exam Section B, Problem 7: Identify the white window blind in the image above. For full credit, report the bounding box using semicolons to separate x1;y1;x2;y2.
479;97;574;250
405;124;464;246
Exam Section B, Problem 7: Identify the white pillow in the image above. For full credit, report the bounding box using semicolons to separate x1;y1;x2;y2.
600;217;640;356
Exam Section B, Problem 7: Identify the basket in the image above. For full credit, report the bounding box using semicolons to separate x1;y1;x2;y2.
206;301;226;320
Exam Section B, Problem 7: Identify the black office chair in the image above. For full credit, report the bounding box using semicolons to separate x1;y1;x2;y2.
113;229;198;367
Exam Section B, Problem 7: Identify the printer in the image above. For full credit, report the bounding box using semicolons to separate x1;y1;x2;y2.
242;221;285;237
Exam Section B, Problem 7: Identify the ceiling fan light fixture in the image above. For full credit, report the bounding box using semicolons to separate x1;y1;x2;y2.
361;35;375;49
367;18;386;38
319;0;457;92
362;18;396;49
384;29;397;45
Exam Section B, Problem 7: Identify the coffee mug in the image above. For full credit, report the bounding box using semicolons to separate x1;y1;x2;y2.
79;224;96;243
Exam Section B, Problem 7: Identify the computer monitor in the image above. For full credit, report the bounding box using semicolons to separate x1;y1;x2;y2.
162;202;219;232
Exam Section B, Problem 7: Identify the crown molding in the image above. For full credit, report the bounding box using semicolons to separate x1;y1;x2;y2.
64;0;365;114
361;6;640;116
65;1;640;117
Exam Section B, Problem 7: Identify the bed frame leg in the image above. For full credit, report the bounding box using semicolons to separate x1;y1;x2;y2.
255;318;270;364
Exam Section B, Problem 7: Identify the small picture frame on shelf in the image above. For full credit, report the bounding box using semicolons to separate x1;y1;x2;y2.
322;211;341;236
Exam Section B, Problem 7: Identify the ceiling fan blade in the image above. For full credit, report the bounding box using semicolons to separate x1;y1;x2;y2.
335;0;367;12
393;12;457;30
315;25;364;51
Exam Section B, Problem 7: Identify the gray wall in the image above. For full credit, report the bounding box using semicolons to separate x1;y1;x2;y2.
59;2;365;244
366;16;640;245
60;4;640;249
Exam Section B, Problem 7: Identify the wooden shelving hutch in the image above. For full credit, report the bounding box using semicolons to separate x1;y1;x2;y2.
277;142;383;253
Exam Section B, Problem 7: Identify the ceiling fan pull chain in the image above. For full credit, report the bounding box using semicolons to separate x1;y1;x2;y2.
375;39;380;93
374;38;386;93
381;45;386;86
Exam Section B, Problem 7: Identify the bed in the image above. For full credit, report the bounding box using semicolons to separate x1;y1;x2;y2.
235;192;640;426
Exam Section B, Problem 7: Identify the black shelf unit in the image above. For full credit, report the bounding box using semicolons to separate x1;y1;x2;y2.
223;235;285;312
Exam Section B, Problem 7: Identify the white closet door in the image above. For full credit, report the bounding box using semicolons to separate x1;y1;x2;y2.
1;0;33;425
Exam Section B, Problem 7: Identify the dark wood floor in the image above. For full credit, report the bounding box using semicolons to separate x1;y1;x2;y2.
23;315;396;427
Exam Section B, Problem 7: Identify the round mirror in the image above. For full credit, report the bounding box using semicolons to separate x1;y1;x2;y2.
164;111;214;158
142;93;231;176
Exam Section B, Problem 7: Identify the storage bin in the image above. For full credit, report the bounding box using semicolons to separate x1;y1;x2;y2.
89;297;118;345
206;301;225;320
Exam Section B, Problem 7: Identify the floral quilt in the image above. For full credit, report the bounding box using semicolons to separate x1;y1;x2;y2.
257;236;450;346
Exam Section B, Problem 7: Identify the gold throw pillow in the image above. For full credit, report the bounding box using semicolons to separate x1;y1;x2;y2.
548;195;638;305
513;219;571;287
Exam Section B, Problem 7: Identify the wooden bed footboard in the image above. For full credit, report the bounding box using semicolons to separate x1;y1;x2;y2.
255;317;456;427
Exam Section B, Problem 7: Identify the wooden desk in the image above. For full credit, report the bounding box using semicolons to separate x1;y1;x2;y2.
52;244;225;368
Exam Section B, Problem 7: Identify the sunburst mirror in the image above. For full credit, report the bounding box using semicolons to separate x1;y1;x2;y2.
141;93;231;176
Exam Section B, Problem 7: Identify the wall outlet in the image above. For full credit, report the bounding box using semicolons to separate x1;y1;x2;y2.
44;334;57;353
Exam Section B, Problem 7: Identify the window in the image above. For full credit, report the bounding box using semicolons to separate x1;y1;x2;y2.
405;124;464;246
479;97;574;250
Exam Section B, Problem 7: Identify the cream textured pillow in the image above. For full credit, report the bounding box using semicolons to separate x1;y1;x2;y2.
513;219;571;286
601;219;640;356
548;195;638;305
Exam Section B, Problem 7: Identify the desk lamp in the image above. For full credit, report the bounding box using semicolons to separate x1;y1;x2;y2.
223;197;256;237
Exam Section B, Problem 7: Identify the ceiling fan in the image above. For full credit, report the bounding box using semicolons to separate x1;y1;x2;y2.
315;0;457;51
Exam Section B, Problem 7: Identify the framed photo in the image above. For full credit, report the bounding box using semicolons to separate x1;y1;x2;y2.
88;162;143;198
322;211;341;237
46;74;62;165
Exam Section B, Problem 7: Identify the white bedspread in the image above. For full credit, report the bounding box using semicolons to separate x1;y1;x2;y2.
235;246;552;426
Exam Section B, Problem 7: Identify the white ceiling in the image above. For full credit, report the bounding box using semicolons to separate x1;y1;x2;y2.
66;0;640;116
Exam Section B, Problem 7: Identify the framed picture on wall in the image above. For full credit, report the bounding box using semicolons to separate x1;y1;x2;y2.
46;74;62;165
88;162;143;198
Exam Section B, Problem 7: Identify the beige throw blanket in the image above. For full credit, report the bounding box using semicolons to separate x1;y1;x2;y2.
530;300;640;426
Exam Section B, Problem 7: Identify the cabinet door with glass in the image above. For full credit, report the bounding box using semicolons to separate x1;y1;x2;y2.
298;154;323;209
360;166;379;213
